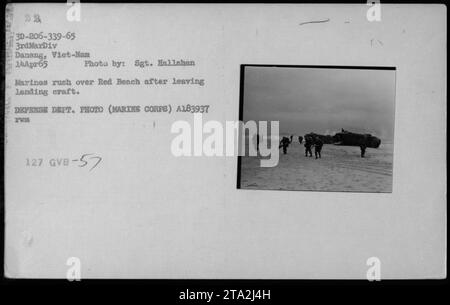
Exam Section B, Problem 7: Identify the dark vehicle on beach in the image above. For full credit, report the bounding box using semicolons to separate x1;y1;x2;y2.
304;133;334;144
304;129;381;157
332;130;381;148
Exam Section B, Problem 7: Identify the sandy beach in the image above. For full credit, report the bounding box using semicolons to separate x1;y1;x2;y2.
239;141;393;193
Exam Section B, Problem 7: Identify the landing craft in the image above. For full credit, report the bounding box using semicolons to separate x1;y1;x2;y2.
304;129;381;158
304;133;334;144
332;129;381;148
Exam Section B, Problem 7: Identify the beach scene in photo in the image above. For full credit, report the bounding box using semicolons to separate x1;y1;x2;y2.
238;66;396;193
240;136;393;192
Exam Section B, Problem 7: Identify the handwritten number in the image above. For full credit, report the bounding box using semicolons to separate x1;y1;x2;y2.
33;14;41;23
76;154;102;171
88;156;102;171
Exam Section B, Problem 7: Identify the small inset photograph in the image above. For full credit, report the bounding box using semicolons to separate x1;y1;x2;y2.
238;65;396;193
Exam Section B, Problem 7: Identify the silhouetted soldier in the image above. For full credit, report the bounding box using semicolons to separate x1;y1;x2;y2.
314;137;324;159
360;144;366;158
304;135;313;157
360;134;369;157
290;135;293;143
298;136;303;144
279;136;290;154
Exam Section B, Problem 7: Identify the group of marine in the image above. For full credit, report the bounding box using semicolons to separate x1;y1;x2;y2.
279;134;324;159
256;129;381;159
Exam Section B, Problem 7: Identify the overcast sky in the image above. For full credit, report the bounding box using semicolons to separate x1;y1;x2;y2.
243;66;396;141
